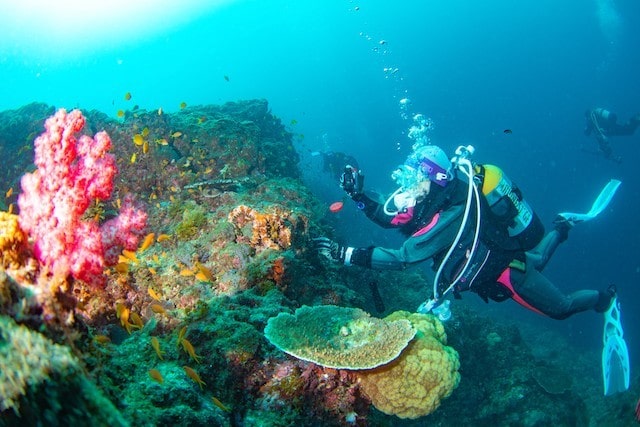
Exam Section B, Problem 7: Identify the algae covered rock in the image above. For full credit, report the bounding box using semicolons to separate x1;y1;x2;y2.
0;315;127;425
264;305;416;370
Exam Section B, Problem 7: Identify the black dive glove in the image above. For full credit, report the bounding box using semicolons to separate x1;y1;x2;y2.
313;237;348;264
340;165;364;198
313;237;372;267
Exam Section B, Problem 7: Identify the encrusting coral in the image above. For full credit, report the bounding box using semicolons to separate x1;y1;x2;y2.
228;204;296;251
355;311;460;419
0;212;27;269
264;305;416;370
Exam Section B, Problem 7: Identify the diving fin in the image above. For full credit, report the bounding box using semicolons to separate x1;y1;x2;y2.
558;179;621;223
602;297;630;396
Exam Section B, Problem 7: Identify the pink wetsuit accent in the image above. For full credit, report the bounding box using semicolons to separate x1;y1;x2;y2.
391;206;415;225
496;267;545;316
412;212;441;237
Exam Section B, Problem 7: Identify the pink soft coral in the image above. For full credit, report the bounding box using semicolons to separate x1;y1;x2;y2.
18;108;146;288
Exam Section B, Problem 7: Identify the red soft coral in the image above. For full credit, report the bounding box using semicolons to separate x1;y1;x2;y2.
18;108;146;288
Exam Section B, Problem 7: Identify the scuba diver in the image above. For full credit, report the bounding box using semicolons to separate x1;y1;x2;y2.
584;108;640;163
313;144;617;320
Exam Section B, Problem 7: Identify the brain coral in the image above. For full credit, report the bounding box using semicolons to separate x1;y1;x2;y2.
264;305;416;369
355;311;460;419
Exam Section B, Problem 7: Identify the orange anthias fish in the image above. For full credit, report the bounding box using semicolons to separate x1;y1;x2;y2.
183;366;206;389
138;233;155;252
211;396;231;412
150;303;169;316
148;287;162;301
149;369;164;384
181;338;202;363
156;234;171;243
177;325;188;346
151;337;166;360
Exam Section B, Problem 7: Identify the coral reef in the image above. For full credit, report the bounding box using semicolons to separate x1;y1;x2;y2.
0;99;637;426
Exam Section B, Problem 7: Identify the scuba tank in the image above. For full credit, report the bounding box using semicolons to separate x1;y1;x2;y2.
476;164;544;251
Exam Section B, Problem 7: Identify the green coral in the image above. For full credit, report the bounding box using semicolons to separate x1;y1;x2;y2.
174;202;208;240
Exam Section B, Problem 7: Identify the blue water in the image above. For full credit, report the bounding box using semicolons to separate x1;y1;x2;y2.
2;0;639;376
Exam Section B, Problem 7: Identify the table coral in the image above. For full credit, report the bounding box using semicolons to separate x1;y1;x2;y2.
264;305;416;370
355;311;460;419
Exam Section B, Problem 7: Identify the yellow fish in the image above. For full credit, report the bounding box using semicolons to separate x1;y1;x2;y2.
130;312;144;329
180;102;187;109
151;337;165;360
155;138;168;146
197;116;207;124
133;134;145;146
8;203;13;214
148;267;157;275
157;107;163;116
149;369;164;384
177;325;188;345
156;234;171;242
143;140;149;154
122;249;138;263
124;92;132;101
130;152;137;164
171;132;182;138
148;287;162;301
179;268;194;277
211;396;231;412
151;303;168;315
141;127;150;137
114;262;129;274
195;262;214;282
138;233;155;252
93;335;111;344
117;110;125;118
183;366;205;389
5;188;13;198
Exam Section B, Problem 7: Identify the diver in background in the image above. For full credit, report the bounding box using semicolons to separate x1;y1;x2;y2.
584;108;640;163
316;151;359;181
314;145;616;320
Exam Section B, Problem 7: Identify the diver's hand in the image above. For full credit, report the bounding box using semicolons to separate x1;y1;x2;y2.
312;237;346;264
340;165;364;197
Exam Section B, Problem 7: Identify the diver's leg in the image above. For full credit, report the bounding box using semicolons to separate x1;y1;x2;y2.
527;219;572;272
501;257;611;320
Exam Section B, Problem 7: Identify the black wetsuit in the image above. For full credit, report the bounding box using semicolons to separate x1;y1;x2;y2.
347;176;611;320
584;108;640;162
